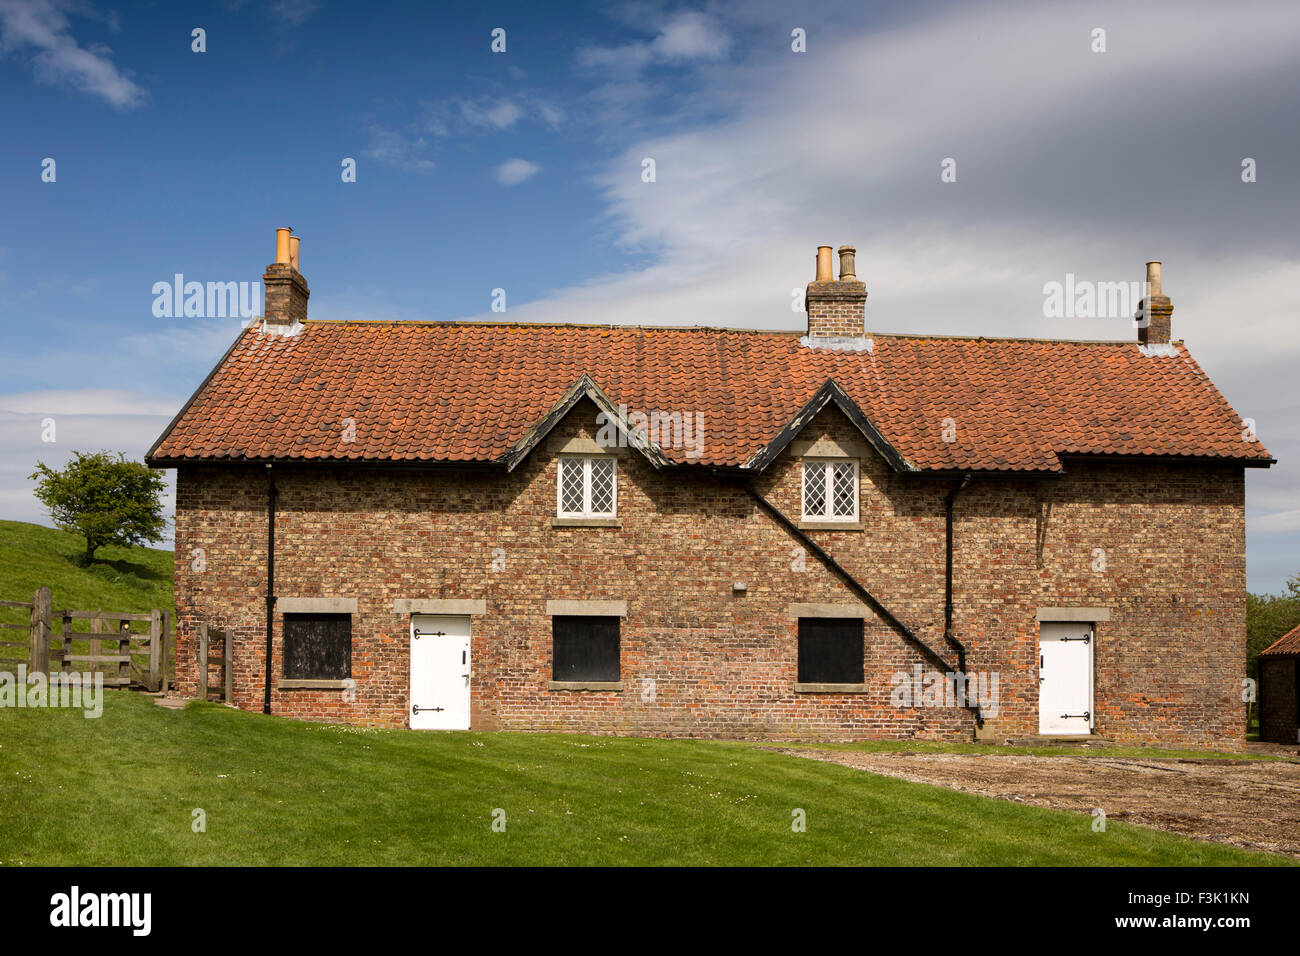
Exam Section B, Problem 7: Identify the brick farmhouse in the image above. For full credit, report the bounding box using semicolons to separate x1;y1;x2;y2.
147;231;1274;744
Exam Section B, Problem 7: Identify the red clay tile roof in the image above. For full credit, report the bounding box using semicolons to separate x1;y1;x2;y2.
1261;624;1300;658
147;322;1274;473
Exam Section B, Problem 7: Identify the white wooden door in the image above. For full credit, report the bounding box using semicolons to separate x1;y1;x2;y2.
409;614;471;730
1038;621;1093;735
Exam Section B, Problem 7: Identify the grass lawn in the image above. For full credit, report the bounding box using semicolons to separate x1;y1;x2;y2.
0;693;1290;866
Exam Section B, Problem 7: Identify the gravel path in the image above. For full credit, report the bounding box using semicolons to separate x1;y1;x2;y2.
769;747;1300;858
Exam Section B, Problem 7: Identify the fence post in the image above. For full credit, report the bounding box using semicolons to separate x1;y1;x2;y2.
198;622;209;701
118;618;131;685
223;629;233;704
90;609;102;681
60;613;72;672
161;611;170;693
28;586;51;674
149;609;162;692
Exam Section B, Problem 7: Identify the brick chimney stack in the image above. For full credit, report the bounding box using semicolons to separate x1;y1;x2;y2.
806;244;867;338
263;227;309;330
1137;260;1172;346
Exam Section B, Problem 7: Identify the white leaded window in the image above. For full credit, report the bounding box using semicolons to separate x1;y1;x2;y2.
801;459;859;521
557;456;617;518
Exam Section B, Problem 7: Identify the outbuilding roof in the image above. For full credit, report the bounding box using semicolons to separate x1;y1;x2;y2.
1261;624;1300;659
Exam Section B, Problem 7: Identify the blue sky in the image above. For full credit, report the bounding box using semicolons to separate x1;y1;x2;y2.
0;0;1297;592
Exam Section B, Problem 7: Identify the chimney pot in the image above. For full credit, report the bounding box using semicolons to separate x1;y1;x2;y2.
815;246;833;282
1137;259;1172;346
837;245;857;281
1146;260;1162;296
275;227;292;265
264;226;309;329
805;243;867;340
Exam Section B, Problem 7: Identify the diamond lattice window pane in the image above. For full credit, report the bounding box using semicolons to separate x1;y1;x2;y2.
803;462;826;517
589;458;615;514
560;459;585;514
832;462;857;517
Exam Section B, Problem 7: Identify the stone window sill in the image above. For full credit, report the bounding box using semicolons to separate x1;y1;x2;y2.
794;682;867;693
548;680;623;691
276;679;351;690
552;517;622;528
797;520;863;531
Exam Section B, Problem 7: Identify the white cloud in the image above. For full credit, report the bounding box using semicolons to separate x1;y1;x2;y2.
362;126;435;172
496;158;540;186
0;389;180;417
1249;509;1300;535
0;0;146;109
462;98;524;130
650;11;731;61
578;10;731;71
0;390;180;541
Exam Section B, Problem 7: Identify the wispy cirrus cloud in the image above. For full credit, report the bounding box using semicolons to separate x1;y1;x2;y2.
361;125;436;172
0;0;146;108
226;0;321;27
365;94;564;172
269;0;319;26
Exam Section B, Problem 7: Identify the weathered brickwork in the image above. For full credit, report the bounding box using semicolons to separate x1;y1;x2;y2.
172;401;1247;744
805;281;869;338
1260;657;1298;743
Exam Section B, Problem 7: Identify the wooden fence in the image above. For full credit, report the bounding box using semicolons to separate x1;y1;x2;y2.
197;622;232;704
0;586;169;692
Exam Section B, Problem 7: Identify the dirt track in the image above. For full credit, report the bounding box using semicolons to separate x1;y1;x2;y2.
770;747;1300;858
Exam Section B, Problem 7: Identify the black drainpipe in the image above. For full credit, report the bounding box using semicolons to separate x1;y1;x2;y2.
743;484;982;729
264;464;276;715
943;476;973;674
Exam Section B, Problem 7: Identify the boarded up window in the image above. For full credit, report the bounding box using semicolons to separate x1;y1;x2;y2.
798;618;863;684
552;615;620;682
284;613;351;680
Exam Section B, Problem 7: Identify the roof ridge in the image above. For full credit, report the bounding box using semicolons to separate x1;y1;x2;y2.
293;319;1178;347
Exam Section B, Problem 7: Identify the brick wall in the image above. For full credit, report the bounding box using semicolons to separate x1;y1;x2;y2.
172;401;1248;744
805;280;866;337
1260;657;1298;743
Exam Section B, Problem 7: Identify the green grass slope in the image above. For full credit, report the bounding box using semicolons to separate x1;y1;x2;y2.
0;693;1289;866
0;519;173;615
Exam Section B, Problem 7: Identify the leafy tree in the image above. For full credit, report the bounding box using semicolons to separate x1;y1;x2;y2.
1247;573;1300;680
30;451;167;563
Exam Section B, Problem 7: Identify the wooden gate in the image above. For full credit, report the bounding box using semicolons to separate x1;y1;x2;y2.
197;622;232;703
0;587;169;691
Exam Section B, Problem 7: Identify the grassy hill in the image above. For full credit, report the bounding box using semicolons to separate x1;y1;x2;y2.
0;520;174;667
